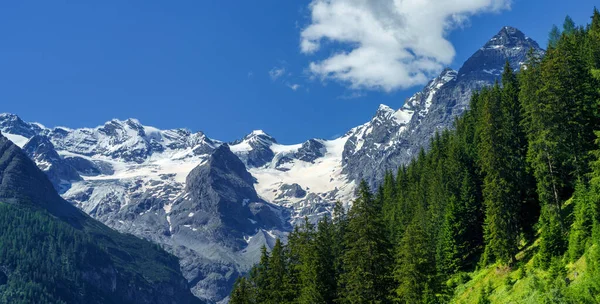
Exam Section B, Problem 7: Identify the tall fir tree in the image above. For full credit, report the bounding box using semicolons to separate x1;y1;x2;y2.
267;239;290;303
251;246;270;303
339;181;393;304
549;25;562;48
230;277;254;304
394;204;437;303
478;83;520;265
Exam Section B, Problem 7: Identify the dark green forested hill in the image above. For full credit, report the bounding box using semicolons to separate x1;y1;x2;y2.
0;132;202;304
230;8;600;304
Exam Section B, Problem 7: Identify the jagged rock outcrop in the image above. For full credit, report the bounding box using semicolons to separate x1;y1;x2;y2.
23;135;82;193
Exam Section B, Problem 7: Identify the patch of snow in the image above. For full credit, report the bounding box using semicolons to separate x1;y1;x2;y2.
4;133;29;148
393;109;413;125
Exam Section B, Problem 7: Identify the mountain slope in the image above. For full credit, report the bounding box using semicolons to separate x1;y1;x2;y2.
0;26;544;303
0;132;201;304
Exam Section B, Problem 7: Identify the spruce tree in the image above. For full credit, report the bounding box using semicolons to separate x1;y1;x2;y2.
568;182;595;261
438;170;482;275
588;8;600;71
563;15;576;35
230;277;254;304
548;25;561;48
394;204;436;303
478;83;520;265
339;181;393;304
251;246;270;303
267;239;289;303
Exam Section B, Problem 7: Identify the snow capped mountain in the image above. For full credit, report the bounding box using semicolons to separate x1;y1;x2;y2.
0;26;543;303
42;118;220;163
230;130;277;168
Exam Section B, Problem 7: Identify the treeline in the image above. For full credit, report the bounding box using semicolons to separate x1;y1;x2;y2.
230;9;600;303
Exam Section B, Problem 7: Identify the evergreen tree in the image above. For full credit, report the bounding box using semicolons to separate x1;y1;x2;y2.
548;25;561;48
250;246;270;303
588;8;600;71
478;81;521;265
288;219;315;302
568;182;596;261
332;200;348;286
230;277;254;304
307;217;338;304
339;181;393;304
394;204;436;303
267;239;289;303
382;171;398;240
563;15;576;35
438;170;482;275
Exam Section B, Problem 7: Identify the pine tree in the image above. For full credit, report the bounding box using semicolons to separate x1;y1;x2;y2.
289;219;315;303
382;171;398;240
568;182;596;261
339;181;393;304
588;8;600;72
230;277;254;304
563;16;576;35
521;29;600;265
312;217;338;303
438;170;482;275
332;200;347;285
549;25;562;48
267;239;289;303
394;204;436;303
478;82;520;265
251;246;270;303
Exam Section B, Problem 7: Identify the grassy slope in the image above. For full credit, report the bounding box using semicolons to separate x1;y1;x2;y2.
450;199;597;303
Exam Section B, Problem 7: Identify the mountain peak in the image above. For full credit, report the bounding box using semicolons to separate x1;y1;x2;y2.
0;113;43;138
483;26;540;50
240;129;276;144
0;133;82;219
376;104;395;114
457;27;542;81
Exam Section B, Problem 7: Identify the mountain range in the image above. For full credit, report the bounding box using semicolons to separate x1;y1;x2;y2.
0;26;543;303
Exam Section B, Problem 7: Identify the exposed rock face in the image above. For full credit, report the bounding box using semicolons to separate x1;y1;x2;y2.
340;27;544;187
23;135;82;193
0;132;201;304
276;183;307;200
459;26;542;82
0;114;43;138
230;130;277;168
0;132;81;218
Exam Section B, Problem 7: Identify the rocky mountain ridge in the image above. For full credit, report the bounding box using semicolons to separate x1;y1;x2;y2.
0;26;543;303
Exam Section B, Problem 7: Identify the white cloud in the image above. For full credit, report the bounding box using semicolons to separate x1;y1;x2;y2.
269;67;286;80
300;0;511;92
287;83;301;91
337;91;366;100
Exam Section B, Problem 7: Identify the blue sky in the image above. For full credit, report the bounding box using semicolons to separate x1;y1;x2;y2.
0;1;597;144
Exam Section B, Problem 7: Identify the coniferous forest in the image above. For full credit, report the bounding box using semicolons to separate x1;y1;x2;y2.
230;9;600;304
